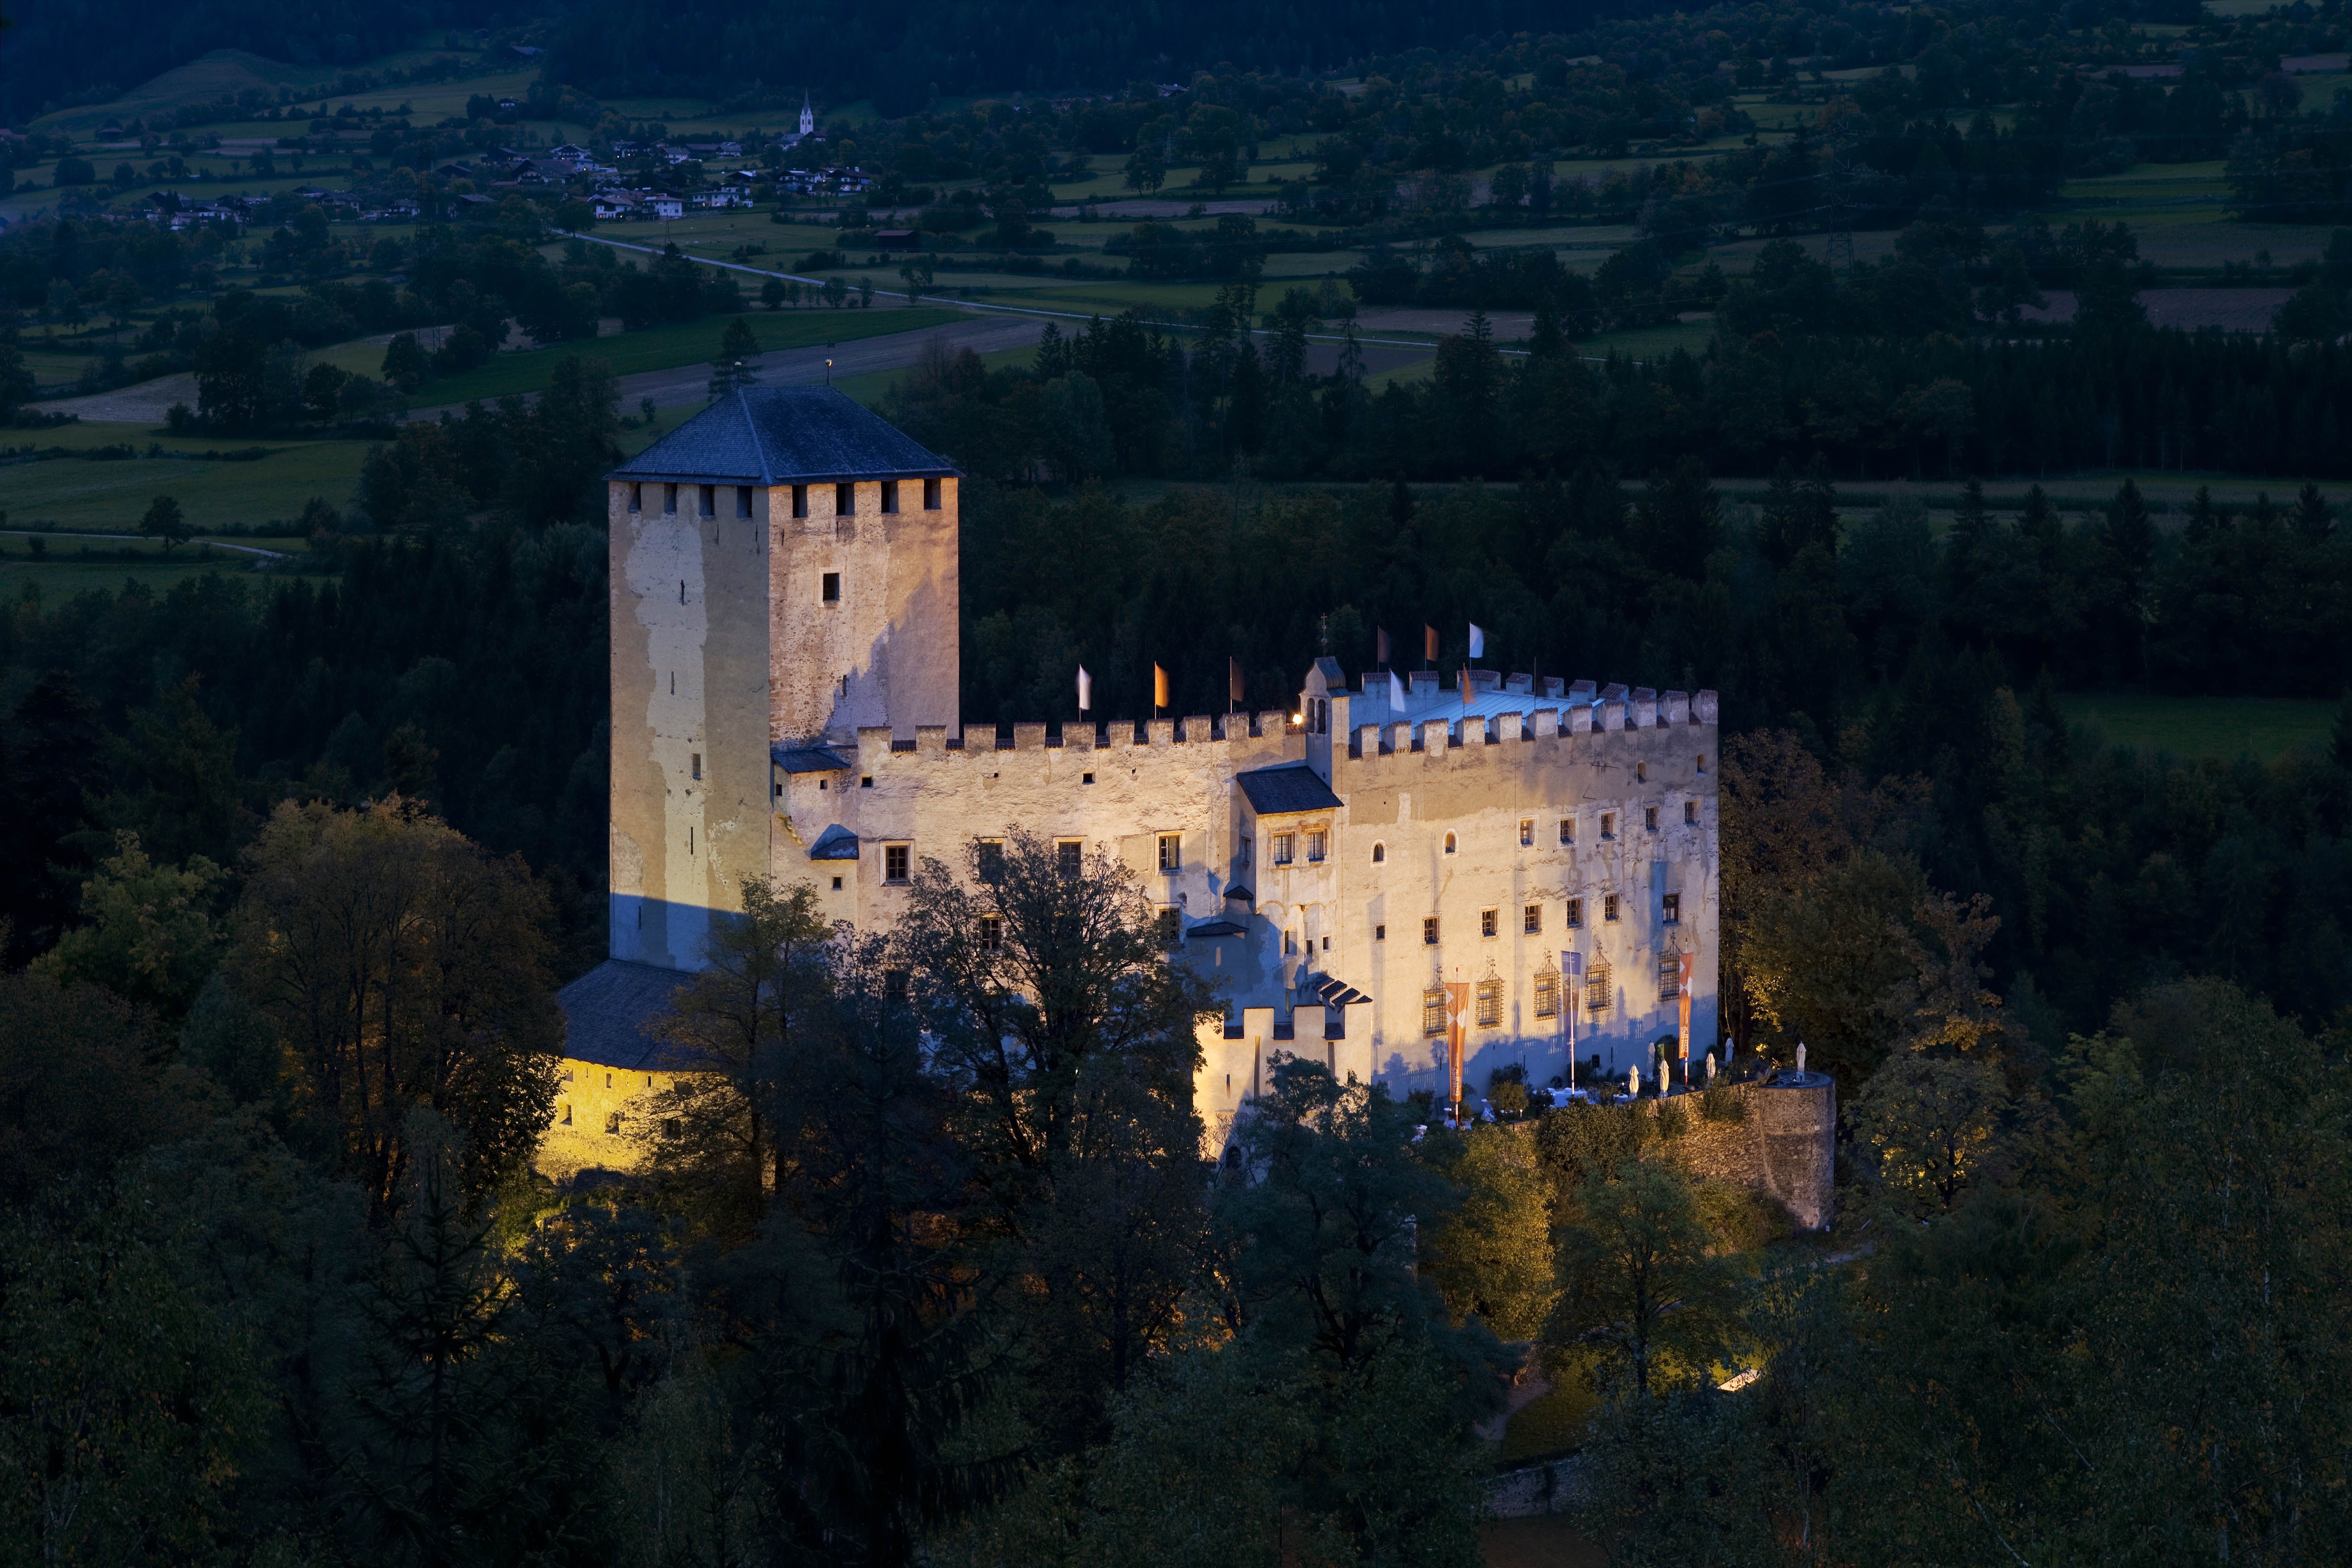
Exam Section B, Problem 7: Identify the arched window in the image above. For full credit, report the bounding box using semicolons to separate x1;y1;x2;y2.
1372;842;1386;863
1443;832;1456;854
1583;958;1613;1013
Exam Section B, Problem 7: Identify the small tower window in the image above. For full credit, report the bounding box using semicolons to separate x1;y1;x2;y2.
1645;805;1659;831
736;487;752;518
792;484;809;518
880;480;899;513
1600;813;1615;840
1604;893;1620;923
1685;800;1698;824
1524;903;1542;934
1372;842;1385;863
1560;818;1574;845
1443;832;1456;854
628;483;642;513
1663;893;1681;925
699;483;716;517
835;482;855;516
1422;916;1440;946
1565;897;1583;927
924;477;943;510
690;753;701;780
663;483;678;515
1480;908;1499;938
822;572;841;602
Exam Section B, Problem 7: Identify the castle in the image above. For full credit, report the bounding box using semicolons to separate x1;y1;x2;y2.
546;387;1724;1172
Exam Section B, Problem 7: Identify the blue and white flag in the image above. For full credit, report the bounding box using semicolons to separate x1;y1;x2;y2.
1468;622;1485;658
1390;667;1407;712
1077;665;1092;711
1563;950;1581;1049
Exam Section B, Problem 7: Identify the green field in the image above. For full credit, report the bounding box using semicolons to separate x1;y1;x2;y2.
2059;694;2339;762
4;432;368;531
411;307;968;405
0;536;286;603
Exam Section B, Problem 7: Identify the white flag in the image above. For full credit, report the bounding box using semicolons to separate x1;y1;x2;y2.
1467;623;1485;658
1389;667;1407;712
1077;665;1092;710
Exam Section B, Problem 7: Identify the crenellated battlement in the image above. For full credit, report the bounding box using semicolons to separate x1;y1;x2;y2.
842;710;1305;776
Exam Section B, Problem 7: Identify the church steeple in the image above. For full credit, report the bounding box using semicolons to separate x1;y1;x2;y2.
799;90;815;139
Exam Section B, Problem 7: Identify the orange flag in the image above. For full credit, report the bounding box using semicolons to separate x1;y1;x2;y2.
1444;980;1470;1110
1153;663;1169;709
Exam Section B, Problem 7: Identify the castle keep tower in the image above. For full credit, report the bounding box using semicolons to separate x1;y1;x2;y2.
604;387;959;969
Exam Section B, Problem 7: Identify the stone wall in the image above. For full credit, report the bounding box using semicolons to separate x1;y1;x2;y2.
1627;1073;1837;1231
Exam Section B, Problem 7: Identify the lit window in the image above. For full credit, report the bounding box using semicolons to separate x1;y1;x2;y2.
1273;833;1295;865
1372;842;1386;863
1480;908;1498;938
1601;814;1615;839
1057;841;1083;879
980;914;1003;952
1584;958;1612;1012
1604;893;1620;922
1423;985;1447;1037
1658;954;1681;1000
1519;818;1534;847
1663;893;1681;925
1534;971;1560;1019
1645;805;1659;831
1158;833;1181;872
1565;897;1583;928
1423;916;1440;946
1524;903;1542;934
884;844;910;882
1685;800;1698;824
1475;977;1501;1027
1306;829;1327;862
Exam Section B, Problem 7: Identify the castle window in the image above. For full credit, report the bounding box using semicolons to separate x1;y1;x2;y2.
699;483;715;517
560;1102;572;1125
1519;818;1534;847
860;774;872;787
663;1117;681;1140
1524;903;1542;934
1560;818;1574;845
1637;762;1647;783
1273;833;1294;866
792;484;809;518
1475;977;1501;1028
663;483;678;515
1082;772;1094;784
690;753;701;780
1534;971;1560;1019
1372;842;1385;863
1480;908;1498;939
736;486;751;518
1057;841;1083;879
831;876;843;890
1696;753;1707;774
1604;894;1620;922
605;1111;623;1135
1658;954;1682;1000
1645;805;1659;831
835;482;855;516
606;1073;613;1088
629;483;642;513
1423;986;1447;1037
1585;959;1612;1012
924;477;942;510
1663;893;1681;925
1158;834;1181;872
1443;832;1456;854
1375;923;1387;941
1565;897;1583;927
1600;813;1615;839
1305;829;1326;863
1423;916;1440;946
980;914;1003;952
1685;800;1698;825
976;840;1004;882
822;572;841;602
1284;929;1297;954
884;844;910;882
880;480;899;513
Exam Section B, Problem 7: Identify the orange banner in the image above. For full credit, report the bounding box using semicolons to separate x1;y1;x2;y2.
1677;950;1695;1073
1444;980;1470;1112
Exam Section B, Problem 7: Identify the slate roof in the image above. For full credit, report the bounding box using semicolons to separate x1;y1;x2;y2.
609;387;957;484
807;823;860;859
555;959;713;1072
773;743;853;772
1235;762;1344;815
1186;918;1248;938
